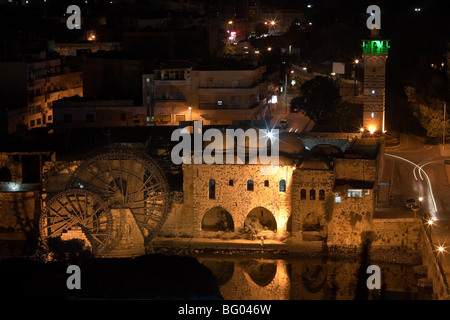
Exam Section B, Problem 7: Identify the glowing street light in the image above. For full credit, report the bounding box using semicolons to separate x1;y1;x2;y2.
427;219;434;226
188;107;192;121
438;246;445;253
418;196;424;202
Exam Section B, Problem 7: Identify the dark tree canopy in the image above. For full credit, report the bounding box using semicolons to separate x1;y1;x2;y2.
292;76;341;123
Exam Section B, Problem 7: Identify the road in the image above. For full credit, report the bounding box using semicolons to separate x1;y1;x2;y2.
384;134;450;221
269;104;314;133
384;134;450;287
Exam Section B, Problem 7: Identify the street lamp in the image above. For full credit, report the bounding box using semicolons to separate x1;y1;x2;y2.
353;59;360;98
443;101;447;149
188;107;192;121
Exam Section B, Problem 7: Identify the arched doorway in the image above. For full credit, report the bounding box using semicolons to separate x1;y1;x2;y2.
244;207;277;233
202;207;234;232
0;167;12;182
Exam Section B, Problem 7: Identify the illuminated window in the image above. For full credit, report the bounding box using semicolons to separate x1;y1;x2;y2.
217;100;223;106
279;179;286;192
371;112;375;118
161;114;171;123
348;189;362;198
247;180;254;191
335;193;341;203
209;179;216;199
300;189;306;200
365;190;370;196
319;189;325;200
310;189;316;200
175;114;185;122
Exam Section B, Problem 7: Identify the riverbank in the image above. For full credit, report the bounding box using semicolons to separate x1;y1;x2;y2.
151;237;422;265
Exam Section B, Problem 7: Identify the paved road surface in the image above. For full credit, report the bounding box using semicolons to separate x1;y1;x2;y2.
384;134;450;293
270;107;314;133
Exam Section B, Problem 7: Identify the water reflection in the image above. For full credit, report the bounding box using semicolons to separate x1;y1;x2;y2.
197;255;427;300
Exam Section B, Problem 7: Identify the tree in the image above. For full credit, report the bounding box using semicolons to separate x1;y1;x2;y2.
291;76;341;123
415;102;449;137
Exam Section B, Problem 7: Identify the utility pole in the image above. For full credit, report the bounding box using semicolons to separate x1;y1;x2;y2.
444;101;447;149
284;72;287;114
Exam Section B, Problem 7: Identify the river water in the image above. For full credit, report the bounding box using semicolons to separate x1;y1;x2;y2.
195;254;432;300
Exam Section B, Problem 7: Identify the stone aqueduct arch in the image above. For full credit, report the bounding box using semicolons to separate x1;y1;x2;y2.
0;155;20;183
200;205;290;236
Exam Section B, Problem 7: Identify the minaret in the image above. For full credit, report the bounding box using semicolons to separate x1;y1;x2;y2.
362;28;389;134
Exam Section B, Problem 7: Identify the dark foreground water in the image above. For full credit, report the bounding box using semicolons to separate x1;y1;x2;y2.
196;254;433;300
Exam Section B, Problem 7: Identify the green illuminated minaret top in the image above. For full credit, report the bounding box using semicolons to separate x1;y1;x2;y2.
362;29;390;55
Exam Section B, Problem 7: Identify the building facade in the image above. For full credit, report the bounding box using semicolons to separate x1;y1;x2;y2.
0;53;83;133
142;64;273;126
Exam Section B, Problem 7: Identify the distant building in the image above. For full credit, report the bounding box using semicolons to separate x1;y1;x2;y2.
0;52;82;133
54;42;121;57
52;97;145;128
143;62;273;126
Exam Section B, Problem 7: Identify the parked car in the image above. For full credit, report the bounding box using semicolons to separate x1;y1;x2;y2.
405;198;418;209
279;120;288;129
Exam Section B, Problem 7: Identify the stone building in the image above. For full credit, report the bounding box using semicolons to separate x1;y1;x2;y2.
142;62;273;126
0;127;420;258
0;52;83;133
164;131;385;247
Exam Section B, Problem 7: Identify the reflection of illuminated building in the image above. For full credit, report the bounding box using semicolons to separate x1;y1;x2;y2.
198;257;421;300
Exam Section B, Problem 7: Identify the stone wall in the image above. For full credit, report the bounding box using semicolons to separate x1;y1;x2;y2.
290;168;334;242
184;163;294;238
41;160;81;193
372;218;421;251
327;192;374;246
334;158;377;182
159;203;195;237
0;191;40;235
